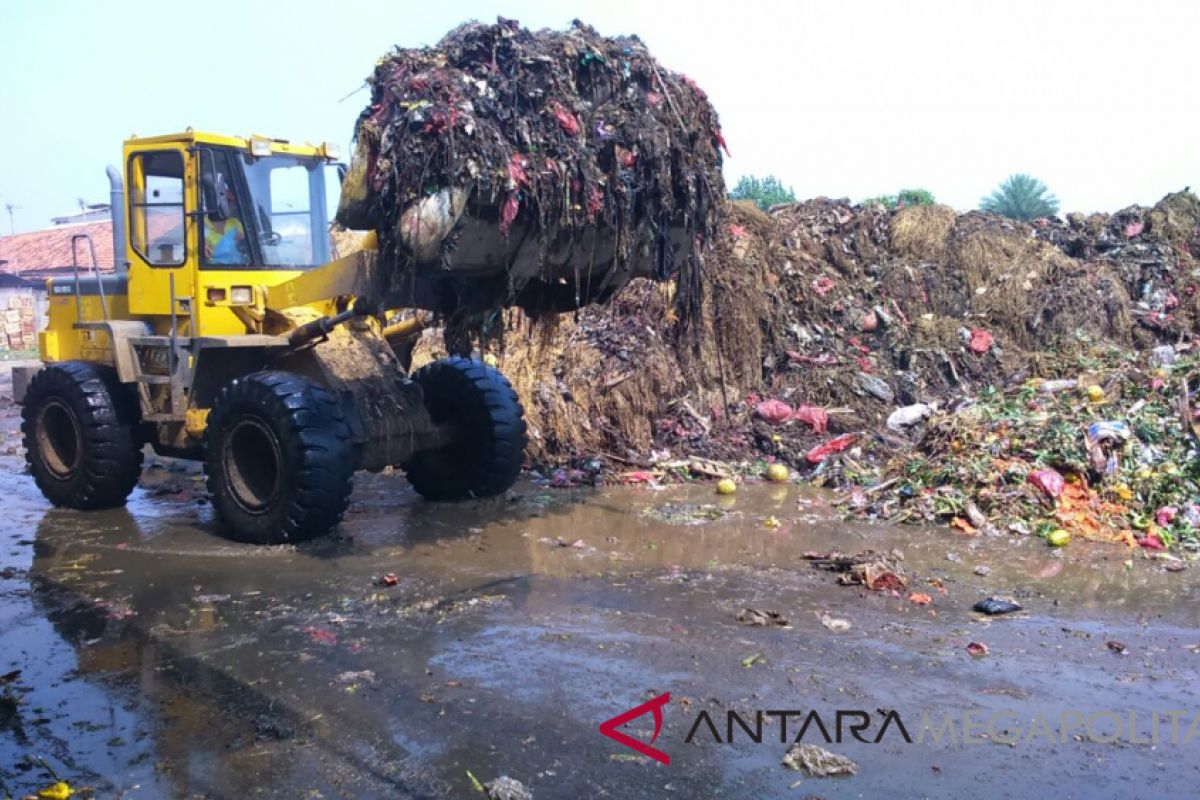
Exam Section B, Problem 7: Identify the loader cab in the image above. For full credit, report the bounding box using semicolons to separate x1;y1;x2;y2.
123;131;342;335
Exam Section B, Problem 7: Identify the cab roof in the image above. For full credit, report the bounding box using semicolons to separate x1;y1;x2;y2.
124;130;332;159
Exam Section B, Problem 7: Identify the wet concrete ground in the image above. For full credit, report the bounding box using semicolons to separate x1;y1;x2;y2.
2;363;1199;798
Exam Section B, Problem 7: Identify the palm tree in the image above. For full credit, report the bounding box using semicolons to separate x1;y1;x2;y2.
980;174;1059;220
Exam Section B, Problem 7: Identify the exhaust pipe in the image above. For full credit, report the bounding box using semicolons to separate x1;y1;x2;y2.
106;165;127;275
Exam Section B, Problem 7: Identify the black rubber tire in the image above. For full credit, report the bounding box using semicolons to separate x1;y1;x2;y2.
405;357;527;501
21;361;142;509
205;371;354;544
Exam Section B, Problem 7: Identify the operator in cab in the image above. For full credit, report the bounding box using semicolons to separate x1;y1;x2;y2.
204;179;249;265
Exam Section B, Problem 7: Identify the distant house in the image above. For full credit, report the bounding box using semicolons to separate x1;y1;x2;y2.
0;213;115;351
0;219;115;282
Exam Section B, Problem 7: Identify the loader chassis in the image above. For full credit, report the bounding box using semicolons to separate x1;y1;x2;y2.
14;131;526;543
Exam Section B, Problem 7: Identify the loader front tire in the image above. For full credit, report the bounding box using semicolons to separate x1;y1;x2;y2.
21;361;143;509
205;371;353;544
405;357;526;501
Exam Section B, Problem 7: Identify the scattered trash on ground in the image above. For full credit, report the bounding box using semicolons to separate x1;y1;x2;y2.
967;642;990;657
973;598;1022;616
819;614;852;632
485;776;533;800
806;550;909;591
738;608;790;627
781;743;859;777
741;651;766;668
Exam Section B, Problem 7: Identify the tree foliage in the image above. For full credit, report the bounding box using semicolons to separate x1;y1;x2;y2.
729;175;796;210
862;188;937;209
980;174;1059;220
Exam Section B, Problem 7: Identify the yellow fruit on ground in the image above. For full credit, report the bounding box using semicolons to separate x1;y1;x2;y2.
1047;529;1071;547
1086;385;1105;403
716;478;737;495
765;463;789;482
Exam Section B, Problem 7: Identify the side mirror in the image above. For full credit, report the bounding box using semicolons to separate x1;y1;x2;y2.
201;173;231;220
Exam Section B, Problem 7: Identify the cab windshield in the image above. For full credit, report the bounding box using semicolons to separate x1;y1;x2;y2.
243;153;337;268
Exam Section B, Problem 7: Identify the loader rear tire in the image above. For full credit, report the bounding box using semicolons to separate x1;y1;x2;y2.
405;356;527;501
21;361;143;509
205;371;353;544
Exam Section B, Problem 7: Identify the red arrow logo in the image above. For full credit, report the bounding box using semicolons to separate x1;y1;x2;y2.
598;693;671;765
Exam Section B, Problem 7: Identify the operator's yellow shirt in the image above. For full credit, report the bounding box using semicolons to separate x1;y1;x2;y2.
204;217;247;264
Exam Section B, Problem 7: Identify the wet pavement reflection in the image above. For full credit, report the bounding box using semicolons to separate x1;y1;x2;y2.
3;456;1200;798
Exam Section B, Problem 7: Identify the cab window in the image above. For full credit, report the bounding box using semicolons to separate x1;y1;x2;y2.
128;152;185;266
243;154;333;268
199;149;252;268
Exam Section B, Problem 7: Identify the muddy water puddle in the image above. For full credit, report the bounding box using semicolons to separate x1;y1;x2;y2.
3;470;1200;798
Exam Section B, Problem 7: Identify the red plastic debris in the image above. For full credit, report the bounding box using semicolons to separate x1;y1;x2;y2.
847;337;871;355
755;399;793;425
714;128;730;156
500;194;520;234
550;101;580;136
380;573;399;587
793;405;829;434
812;277;835;297
806;433;858;464
586;186;604;220
966;642;989;657
1155;506;1178;527
968;329;995;354
728;224;748;239
1140;532;1166;550
303;626;338;646
508;154;529;187
1028;469;1064;500
1125;221;1144;239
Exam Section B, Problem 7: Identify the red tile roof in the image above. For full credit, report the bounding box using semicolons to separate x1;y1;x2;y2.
0;221;115;275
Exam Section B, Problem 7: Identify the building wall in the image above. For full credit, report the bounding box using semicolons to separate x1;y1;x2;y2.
0;287;43;352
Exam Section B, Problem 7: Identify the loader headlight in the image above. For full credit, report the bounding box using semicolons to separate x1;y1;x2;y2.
249;136;272;157
321;141;341;160
230;286;254;305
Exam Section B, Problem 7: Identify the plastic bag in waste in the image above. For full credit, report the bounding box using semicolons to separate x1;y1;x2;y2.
887;403;932;431
793;404;829;434
755;399;793;425
1028;469;1064;499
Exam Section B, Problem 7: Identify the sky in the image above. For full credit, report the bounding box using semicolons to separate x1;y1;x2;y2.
1;0;1197;234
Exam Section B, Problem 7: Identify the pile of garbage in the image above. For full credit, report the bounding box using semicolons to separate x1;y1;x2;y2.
338;18;726;323
844;345;1200;550
407;188;1200;547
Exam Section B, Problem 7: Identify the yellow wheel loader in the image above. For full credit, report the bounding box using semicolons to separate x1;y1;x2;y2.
13;131;527;544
